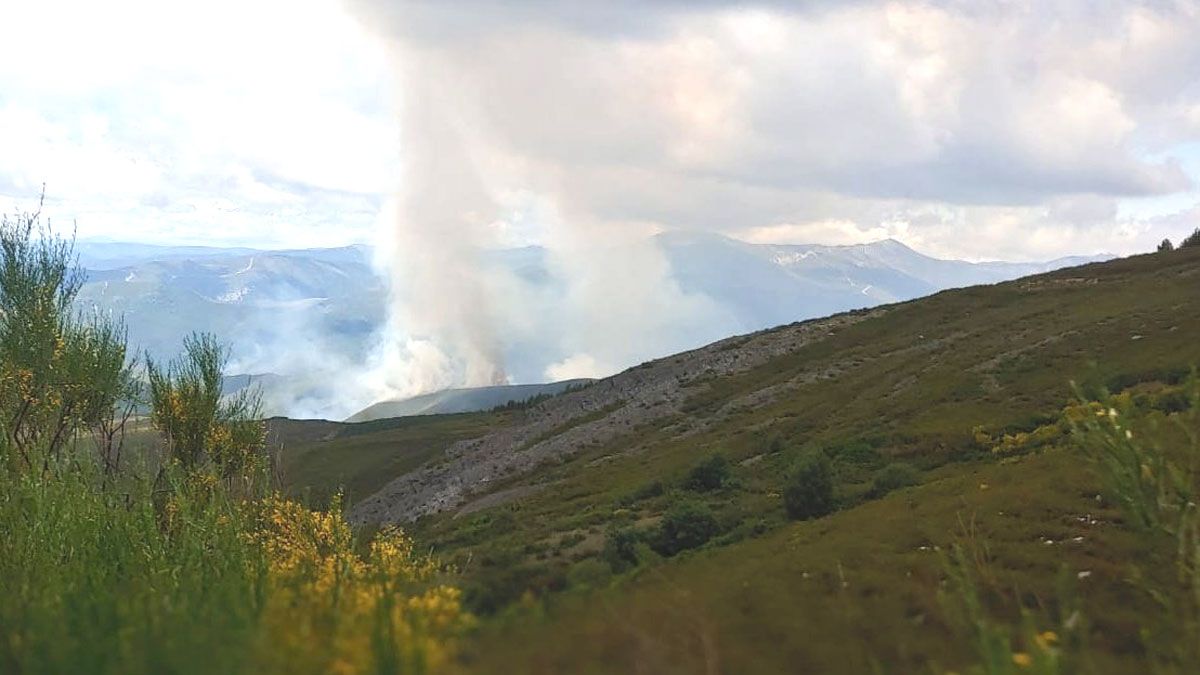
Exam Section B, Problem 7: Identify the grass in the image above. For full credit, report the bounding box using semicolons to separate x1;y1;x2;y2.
454;449;1171;674
274;411;515;507
0;463;471;675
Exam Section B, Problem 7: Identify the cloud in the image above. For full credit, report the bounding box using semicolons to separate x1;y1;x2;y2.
349;0;1198;259
0;0;395;247
3;0;1196;256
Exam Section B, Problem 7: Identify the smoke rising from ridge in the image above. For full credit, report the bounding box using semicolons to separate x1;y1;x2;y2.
347;1;740;403
368;45;508;397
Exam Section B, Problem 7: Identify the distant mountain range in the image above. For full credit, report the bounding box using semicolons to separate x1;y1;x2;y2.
652;232;1107;329
73;235;1111;418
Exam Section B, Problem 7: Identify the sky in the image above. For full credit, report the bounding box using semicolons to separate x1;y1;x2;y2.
1;0;1199;262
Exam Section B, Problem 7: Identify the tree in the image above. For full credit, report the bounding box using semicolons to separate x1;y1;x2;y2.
653;500;719;556
1158;238;1174;253
784;452;835;520
684;453;730;491
1182;228;1200;248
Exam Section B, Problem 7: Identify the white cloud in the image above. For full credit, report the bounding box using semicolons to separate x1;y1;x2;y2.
2;0;1198;259
0;0;395;247
350;0;1199;260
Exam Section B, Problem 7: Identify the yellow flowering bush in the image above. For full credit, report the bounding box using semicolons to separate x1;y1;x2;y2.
250;494;472;675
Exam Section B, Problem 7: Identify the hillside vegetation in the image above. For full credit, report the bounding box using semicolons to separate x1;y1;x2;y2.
5;195;1199;674
282;246;1200;673
0;209;469;675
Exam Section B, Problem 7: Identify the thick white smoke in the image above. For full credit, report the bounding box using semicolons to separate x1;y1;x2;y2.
341;2;738;405
365;44;509;397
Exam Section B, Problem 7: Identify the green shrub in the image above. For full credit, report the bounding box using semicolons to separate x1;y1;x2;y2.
603;526;642;572
1;205;135;475
828;440;883;468
146;333;265;477
1158;238;1174;253
653;500;720;556
784;452;835;520
684;453;730;492
620;479;665;506
567;558;612;590
870;462;920;497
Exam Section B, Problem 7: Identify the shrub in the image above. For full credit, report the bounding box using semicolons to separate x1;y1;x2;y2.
653;500;720;556
1;204;134;474
621;479;664;505
784;452;835;520
567;558;613;590
603;526;642;572
828;440;883;467
1182;228;1200;248
146;333;265;478
684;453;730;491
871;462;921;497
1158;238;1175;253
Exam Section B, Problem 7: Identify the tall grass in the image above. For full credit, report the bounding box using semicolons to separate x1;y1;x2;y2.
1070;373;1199;670
0;461;471;674
938;517;1082;675
0;464;263;674
941;374;1200;675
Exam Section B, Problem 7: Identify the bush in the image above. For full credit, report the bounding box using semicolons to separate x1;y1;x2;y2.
653;500;720;556
828;440;883;467
784;452;835;520
1158;238;1175;253
146;333;265;477
1182;228;1200;248
620;479;665;505
684;453;730;492
602;526;642;572
870;462;921;497
1;204;135;475
567;558;612;590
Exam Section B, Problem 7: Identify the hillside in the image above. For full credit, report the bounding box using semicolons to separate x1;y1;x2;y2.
345;248;1187;526
279;247;1200;673
346;379;594;422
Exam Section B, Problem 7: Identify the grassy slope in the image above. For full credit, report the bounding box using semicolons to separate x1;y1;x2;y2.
273;412;515;506
282;248;1199;672
459;450;1163;674
412;249;1197;556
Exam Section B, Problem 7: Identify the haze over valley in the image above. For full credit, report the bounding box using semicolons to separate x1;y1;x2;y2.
75;234;1108;419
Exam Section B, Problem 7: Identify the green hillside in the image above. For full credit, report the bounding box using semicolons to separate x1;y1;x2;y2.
280;247;1200;673
271;412;517;506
